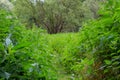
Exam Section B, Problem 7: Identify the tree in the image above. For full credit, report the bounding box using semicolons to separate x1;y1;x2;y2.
82;0;104;21
13;0;84;34
0;0;13;11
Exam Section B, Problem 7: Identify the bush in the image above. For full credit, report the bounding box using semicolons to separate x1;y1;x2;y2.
72;0;120;79
0;10;57;79
0;1;120;79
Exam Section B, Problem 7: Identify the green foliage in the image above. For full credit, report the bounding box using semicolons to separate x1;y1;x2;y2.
0;9;13;73
13;0;84;33
0;27;57;79
47;33;82;79
82;0;100;20
46;0;120;79
0;9;12;42
71;0;120;79
0;10;57;79
0;9;12;79
0;0;120;80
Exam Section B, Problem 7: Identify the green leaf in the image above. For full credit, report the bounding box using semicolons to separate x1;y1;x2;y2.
104;60;112;65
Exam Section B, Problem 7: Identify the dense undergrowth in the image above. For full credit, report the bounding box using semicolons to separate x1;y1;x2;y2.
0;0;120;80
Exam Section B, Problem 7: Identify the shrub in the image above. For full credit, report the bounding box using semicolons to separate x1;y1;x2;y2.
0;10;57;79
72;0;120;79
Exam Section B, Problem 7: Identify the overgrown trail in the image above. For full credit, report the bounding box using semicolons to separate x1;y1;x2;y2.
52;51;71;80
47;33;80;80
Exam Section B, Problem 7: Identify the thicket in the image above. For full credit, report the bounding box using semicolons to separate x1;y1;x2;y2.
47;0;120;80
0;0;120;80
56;0;120;80
0;9;57;79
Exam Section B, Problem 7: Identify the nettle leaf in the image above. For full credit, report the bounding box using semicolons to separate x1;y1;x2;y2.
110;53;116;56
104;60;112;65
12;42;31;50
112;61;120;65
104;69;109;73
116;66;120;69
115;8;120;11
113;56;120;59
117;50;120;53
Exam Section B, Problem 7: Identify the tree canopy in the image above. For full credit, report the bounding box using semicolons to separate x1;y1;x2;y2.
13;0;84;33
